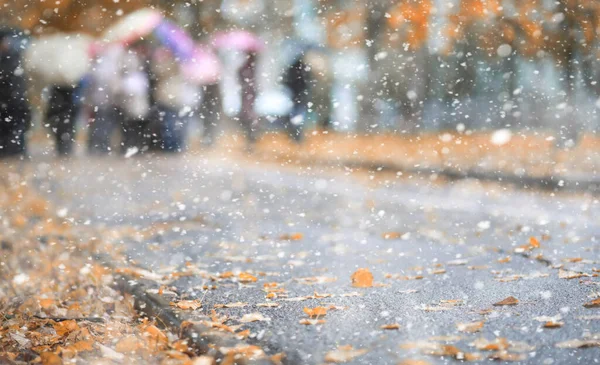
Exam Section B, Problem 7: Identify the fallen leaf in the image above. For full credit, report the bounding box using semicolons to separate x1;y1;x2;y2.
257;302;279;308
584;298;600;308
116;335;144;353
142;325;169;351
493;296;518;306
52;319;79;337
304;306;328;318
299;319;326;325
40;352;62;365
240;313;268;323
488;351;526;361
457;321;484;333
471;337;510;351
238;272;258;283
191;355;216;365
555;339;600;348
280;233;304;240
398;360;431;365
543;321;564;328
382;231;402;240
559;269;591;280
270;352;285;365
324;345;368;363
497;256;512;264
351;268;373;288
171;300;202;310
380;323;400;330
529;237;540;248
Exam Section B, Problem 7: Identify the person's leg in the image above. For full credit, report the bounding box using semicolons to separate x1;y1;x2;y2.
239;115;257;147
285;103;305;143
200;83;222;146
0;112;27;157
47;86;79;156
88;107;117;155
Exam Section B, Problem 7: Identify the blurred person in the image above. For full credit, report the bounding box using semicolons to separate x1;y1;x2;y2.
0;27;30;158
86;44;124;155
117;50;151;153
238;51;258;147
199;82;222;147
305;50;333;131
150;48;199;152
45;84;82;156
281;55;310;143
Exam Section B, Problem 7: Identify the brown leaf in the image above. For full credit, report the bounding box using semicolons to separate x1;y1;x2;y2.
457;321;484;333
115;335;144;353
556;339;600;349
488;351;526;361
142;325;169;352
304;306;328;318
559;269;591;280
324;345;368;363
583;298;600;308
240;313;268;323
171;300;202;310
52;320;79;337
543;321;564;328
380;323;400;330
40;352;62;365
493;296;519;306
351;268;373;288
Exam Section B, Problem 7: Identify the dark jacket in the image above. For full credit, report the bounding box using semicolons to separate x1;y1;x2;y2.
0;43;30;130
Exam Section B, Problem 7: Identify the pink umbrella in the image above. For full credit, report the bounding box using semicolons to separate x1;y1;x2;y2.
211;30;264;53
182;46;221;85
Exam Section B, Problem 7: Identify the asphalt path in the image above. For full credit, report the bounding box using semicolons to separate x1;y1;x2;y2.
32;151;600;364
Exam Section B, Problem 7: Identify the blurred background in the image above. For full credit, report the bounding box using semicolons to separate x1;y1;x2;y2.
1;0;599;156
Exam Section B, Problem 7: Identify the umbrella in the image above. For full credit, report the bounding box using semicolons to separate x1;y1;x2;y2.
102;8;163;45
212;30;264;53
153;20;195;60
23;33;93;86
181;46;221;85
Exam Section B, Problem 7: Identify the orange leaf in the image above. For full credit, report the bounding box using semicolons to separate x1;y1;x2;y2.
493;296;519;306
170;300;202;310
380;323;400;330
238;272;258;283
40;352;62;365
52;320;79;337
351;268;373;288
303;306;328;318
529;237;540;248
584;298;600;308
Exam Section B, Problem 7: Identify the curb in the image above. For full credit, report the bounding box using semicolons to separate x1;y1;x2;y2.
94;255;275;365
265;151;599;194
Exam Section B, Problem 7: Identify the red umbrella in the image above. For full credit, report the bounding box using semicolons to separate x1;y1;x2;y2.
211;30;264;53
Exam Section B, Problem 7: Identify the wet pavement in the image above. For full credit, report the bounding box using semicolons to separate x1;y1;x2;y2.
29;151;600;364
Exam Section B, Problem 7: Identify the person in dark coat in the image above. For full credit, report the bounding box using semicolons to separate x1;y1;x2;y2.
238;52;258;146
0;28;30;158
45;85;81;156
282;56;311;142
